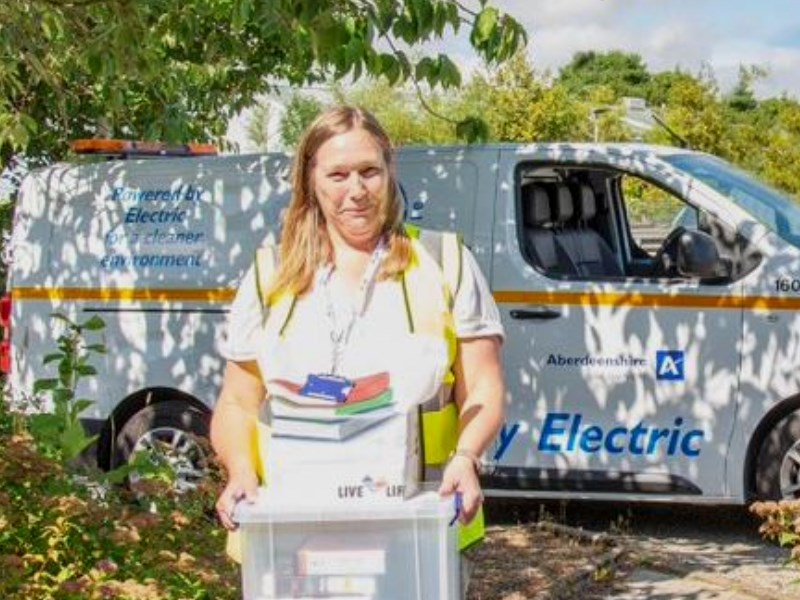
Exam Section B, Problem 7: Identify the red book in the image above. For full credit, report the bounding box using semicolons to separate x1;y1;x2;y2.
346;371;390;404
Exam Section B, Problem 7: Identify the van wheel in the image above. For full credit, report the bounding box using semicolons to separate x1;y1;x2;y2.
755;412;800;499
113;400;211;494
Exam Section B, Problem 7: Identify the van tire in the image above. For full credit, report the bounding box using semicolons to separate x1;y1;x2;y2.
113;400;211;492
755;411;800;499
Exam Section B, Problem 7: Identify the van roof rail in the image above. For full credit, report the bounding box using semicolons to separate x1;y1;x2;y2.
69;139;218;158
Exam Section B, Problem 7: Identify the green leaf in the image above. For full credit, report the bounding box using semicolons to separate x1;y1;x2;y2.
58;361;73;387
352;59;363;83
232;0;252;32
43;352;64;365
71;398;94;418
33;378;59;393
472;7;498;45
379;54;401;85
415;56;437;86
446;2;460;32
82;315;106;331
411;0;434;37
392;8;416;44
86;343;107;354
395;51;412;79
779;531;799;547
101;462;137;484
455;117;489;143
50;313;73;325
437;55;461;88
76;364;98;376
52;388;74;405
373;0;395;33
311;16;348;58
60;423;97;461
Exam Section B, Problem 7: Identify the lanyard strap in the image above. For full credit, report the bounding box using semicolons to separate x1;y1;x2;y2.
320;237;387;374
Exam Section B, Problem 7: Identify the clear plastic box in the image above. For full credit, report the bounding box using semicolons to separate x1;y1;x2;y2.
233;490;460;600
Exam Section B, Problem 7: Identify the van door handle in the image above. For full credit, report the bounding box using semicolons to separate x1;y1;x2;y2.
510;307;561;320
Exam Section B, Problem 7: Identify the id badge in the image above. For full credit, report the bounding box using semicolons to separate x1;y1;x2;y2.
300;373;354;403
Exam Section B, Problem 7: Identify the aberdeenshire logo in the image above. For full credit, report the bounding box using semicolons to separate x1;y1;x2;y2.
656;350;685;381
546;354;647;368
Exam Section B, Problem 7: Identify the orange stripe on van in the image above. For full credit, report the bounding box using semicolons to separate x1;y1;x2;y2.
11;287;235;303
493;290;800;311
13;287;800;311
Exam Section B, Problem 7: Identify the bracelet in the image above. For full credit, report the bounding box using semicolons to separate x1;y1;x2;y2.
449;448;481;474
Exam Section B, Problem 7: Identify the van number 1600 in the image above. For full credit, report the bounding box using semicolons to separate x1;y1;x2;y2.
775;278;800;292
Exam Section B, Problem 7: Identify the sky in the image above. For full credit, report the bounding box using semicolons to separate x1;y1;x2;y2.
477;0;800;98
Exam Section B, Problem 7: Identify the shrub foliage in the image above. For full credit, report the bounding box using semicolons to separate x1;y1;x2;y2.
750;500;800;567
0;407;239;599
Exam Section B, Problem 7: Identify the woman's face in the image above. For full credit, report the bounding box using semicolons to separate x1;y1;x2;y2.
311;127;390;249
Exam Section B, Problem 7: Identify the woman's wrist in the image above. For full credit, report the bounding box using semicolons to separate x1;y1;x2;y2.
449;447;482;474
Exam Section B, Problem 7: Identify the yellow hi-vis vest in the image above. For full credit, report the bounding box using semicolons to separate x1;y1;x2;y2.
248;225;484;552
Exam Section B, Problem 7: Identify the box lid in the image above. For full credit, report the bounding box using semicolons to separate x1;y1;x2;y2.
232;489;456;524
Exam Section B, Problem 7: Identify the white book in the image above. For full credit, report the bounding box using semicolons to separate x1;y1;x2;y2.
271;409;393;441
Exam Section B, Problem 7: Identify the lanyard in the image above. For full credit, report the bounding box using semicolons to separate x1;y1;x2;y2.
320;237;387;374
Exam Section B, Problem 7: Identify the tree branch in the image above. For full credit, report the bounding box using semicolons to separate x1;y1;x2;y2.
453;0;478;18
383;35;459;124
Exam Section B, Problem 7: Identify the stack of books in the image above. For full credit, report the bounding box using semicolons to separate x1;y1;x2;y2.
268;372;395;441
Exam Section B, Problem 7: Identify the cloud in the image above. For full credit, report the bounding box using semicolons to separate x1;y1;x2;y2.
713;43;800;97
487;0;800;99
497;0;620;27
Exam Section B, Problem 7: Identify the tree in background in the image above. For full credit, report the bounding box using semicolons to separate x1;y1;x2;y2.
759;100;800;196
475;52;586;142
650;70;729;155
279;94;325;149
557;50;651;101
0;0;526;168
246;101;273;152
332;78;467;145
645;70;700;109
726;65;767;113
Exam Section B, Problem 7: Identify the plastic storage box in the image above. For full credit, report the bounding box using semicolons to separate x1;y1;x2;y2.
233;490;460;600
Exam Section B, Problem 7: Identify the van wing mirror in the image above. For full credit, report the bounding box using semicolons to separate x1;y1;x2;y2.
677;230;721;278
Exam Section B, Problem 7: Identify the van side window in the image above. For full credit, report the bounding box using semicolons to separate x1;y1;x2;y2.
518;179;625;279
624;176;689;257
620;175;755;281
516;167;757;283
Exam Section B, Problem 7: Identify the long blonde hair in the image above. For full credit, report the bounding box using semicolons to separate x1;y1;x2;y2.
266;106;412;303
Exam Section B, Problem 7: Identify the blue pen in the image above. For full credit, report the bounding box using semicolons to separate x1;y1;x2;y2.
449;492;463;527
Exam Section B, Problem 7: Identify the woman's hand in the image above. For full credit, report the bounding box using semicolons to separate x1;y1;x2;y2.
439;454;483;524
211;360;265;530
215;467;259;530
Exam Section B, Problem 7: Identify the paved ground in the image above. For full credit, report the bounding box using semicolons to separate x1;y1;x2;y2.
488;500;800;599
615;503;798;599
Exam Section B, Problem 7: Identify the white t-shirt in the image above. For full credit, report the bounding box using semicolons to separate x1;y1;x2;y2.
221;245;504;408
221;244;504;497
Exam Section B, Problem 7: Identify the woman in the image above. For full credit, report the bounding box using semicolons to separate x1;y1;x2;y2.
211;106;505;532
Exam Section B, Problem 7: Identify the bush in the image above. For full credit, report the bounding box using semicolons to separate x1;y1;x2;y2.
750;500;800;566
0;406;240;599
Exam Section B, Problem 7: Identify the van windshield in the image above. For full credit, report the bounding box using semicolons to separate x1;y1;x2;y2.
664;153;800;249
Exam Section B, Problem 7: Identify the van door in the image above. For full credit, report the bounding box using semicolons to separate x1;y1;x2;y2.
487;147;746;500
397;147;497;251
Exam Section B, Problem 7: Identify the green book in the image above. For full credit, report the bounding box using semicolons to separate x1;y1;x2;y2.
335;389;394;416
